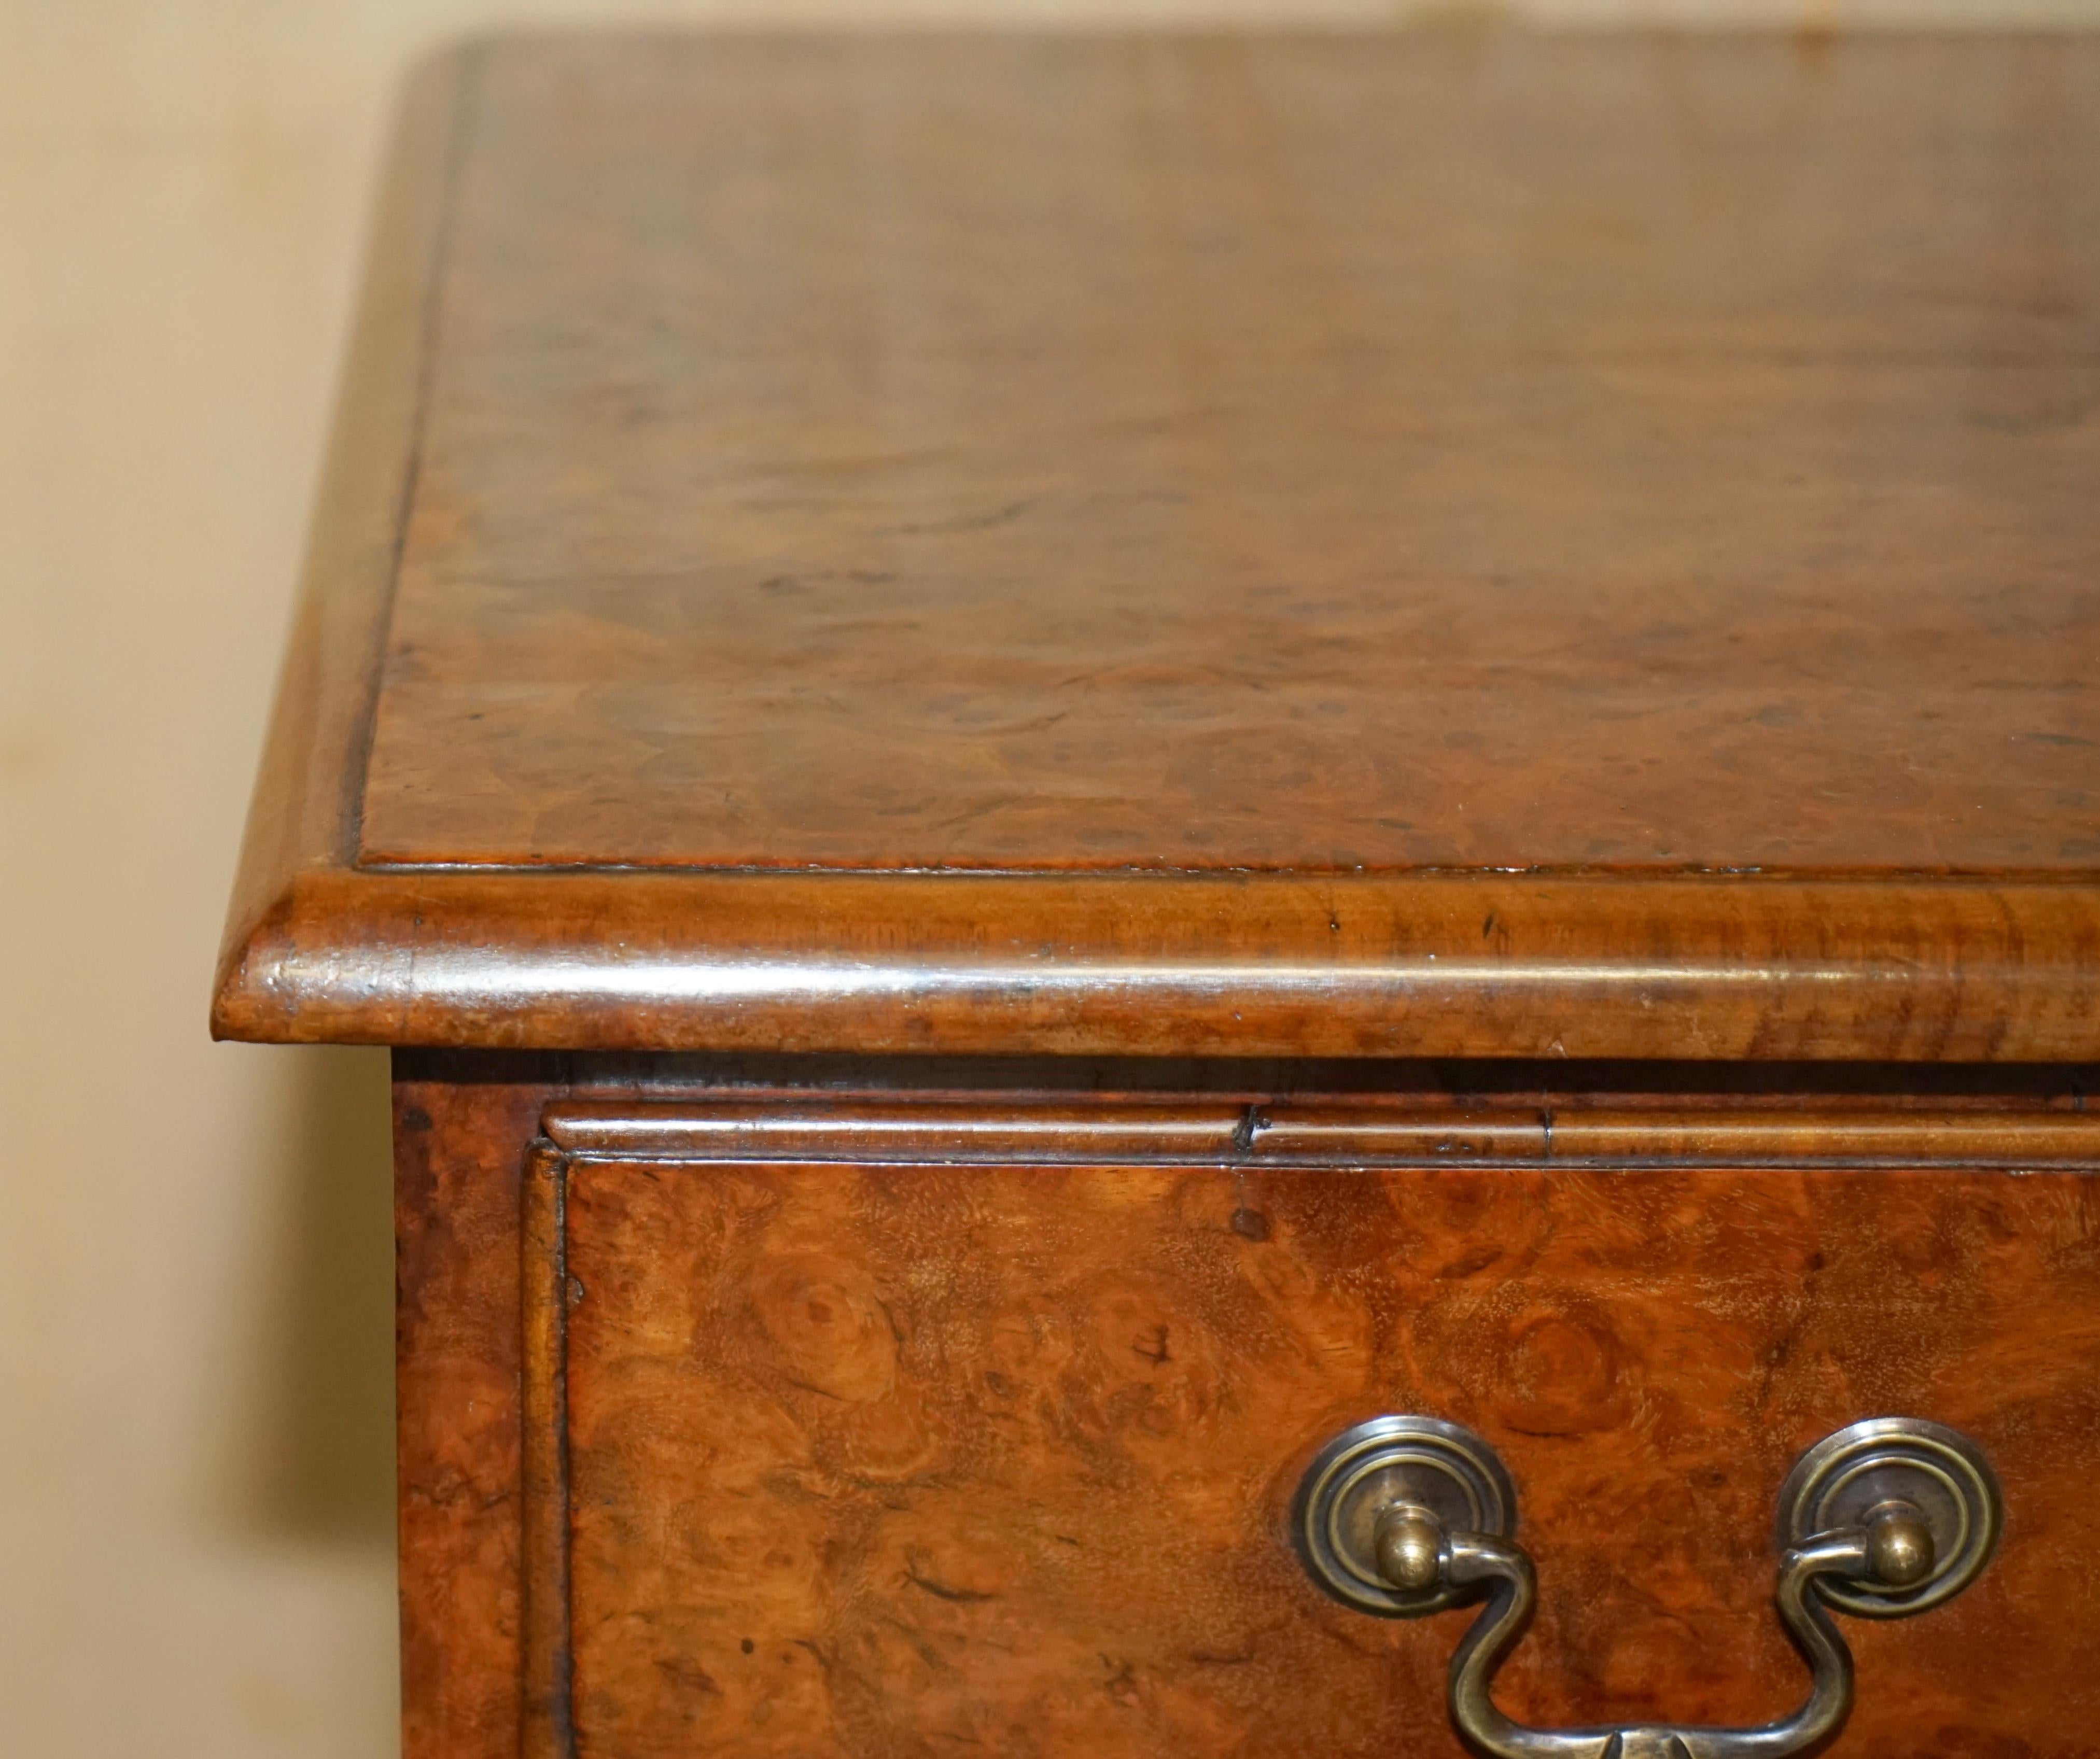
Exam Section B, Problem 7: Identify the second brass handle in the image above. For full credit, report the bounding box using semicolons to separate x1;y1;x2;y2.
1294;1416;2001;1759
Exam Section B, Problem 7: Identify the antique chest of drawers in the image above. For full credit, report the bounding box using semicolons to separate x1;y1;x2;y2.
213;31;2100;1759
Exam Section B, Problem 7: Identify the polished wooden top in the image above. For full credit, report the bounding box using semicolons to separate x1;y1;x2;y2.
368;31;2099;875
215;32;2100;1058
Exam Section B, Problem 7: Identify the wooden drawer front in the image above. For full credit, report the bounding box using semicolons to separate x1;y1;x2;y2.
525;1107;2100;1758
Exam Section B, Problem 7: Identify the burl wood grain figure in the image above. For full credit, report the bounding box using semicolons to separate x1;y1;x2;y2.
220;30;2100;1759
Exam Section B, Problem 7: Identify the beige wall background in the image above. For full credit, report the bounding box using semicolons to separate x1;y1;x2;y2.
3;0;2095;1753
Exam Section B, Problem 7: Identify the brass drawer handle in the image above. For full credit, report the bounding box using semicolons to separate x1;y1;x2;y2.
1294;1415;2001;1759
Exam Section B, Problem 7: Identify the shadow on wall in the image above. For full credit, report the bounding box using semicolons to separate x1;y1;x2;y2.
251;1045;398;1543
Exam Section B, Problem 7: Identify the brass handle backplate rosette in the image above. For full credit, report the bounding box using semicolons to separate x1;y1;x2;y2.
1293;1415;1519;1618
1292;1413;2003;1759
1775;1416;2001;1619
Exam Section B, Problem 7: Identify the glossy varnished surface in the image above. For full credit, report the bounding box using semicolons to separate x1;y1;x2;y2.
366;33;2100;875
527;1096;2100;1756
216;33;2100;1056
218;866;2100;1059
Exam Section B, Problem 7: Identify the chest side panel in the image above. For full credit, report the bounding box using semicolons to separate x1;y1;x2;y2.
394;1070;559;1759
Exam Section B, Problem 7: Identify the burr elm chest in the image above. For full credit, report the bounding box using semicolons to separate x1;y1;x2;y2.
214;31;2100;1759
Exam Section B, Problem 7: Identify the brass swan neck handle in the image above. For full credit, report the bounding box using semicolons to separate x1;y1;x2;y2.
1294;1417;2001;1759
1442;1515;1884;1759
